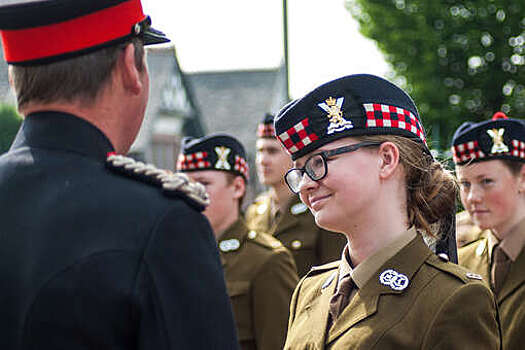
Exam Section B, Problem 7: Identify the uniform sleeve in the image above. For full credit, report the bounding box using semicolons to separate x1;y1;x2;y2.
317;228;347;264
251;249;299;350
422;282;501;350
137;203;239;350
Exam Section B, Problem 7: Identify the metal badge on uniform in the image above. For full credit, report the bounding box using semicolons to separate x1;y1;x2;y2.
290;202;308;215
466;272;483;280
322;271;337;289
215;146;231;170
379;269;409;291
247;230;257;240
219;239;240;252
291;240;302;250
317;96;353;135
487;128;509;154
257;203;268;215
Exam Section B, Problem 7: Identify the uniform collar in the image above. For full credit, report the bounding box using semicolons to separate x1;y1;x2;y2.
338;227;417;290
10;111;114;160
217;218;249;246
489;216;525;261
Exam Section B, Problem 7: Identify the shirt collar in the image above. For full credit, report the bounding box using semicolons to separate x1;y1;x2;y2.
338;227;417;289
489;216;525;261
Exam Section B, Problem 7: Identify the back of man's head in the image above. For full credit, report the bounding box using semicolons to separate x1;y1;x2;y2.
0;0;168;109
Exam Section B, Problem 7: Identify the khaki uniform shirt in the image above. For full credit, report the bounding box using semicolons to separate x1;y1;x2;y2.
219;219;299;350
459;217;525;350
284;231;501;349
245;192;346;276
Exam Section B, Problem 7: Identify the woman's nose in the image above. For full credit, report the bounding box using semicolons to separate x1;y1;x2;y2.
298;171;318;194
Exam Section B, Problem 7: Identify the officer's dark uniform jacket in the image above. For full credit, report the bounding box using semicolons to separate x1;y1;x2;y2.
245;192;346;277
0;112;238;349
459;217;525;350
284;228;501;349
219;218;298;350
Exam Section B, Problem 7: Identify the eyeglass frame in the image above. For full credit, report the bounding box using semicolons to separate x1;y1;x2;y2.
284;141;383;194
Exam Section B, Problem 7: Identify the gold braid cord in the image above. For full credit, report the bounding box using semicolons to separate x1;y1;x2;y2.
106;154;210;209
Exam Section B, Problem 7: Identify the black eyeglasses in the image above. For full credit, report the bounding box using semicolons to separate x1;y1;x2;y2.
284;141;383;194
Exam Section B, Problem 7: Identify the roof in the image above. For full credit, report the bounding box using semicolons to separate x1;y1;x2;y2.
186;66;288;163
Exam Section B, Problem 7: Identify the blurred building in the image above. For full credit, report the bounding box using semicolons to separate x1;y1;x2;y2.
0;43;289;200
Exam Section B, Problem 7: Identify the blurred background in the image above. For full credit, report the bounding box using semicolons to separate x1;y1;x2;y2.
1;0;524;197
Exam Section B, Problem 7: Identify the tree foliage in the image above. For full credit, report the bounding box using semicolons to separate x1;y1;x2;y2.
0;104;22;154
347;0;525;148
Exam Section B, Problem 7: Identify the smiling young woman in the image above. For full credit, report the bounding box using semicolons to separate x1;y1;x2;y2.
274;74;501;349
453;112;525;350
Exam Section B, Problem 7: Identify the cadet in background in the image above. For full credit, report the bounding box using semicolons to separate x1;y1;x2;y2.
246;113;346;276
0;1;238;349
456;210;484;247
453;112;525;350
274;74;501;349
177;134;298;350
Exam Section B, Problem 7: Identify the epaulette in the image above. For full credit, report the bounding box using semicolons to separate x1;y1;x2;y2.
106;153;209;211
245;230;284;250
304;261;339;278
426;254;484;283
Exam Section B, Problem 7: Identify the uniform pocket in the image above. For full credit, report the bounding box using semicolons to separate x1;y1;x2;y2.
226;281;253;341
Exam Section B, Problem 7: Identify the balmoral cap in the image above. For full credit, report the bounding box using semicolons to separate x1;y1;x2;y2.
273;74;427;160
0;0;169;65
257;113;276;138
451;111;525;165
176;134;249;181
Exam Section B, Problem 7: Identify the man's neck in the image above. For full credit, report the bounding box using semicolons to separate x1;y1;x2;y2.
270;183;295;213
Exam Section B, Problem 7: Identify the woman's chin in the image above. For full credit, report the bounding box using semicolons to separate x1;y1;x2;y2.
314;211;340;232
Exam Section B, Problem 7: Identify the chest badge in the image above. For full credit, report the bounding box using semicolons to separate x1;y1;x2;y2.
290;202;308;215
318;96;353;135
486;128;509;154
379;269;409;291
215;146;231;170
219;239;240;252
291;239;303;250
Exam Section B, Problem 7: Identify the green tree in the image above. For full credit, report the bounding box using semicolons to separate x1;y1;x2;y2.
0;104;22;154
347;0;525;148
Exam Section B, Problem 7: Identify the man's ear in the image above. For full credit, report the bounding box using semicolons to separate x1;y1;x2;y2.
232;176;246;200
118;43;143;95
518;164;525;194
377;141;400;179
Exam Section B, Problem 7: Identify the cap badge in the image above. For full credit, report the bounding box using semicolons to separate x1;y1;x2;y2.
379;269;409;291
290;202;308;215
215;146;231;170
318;96;353;135
219;239;240;252
487;128;509;154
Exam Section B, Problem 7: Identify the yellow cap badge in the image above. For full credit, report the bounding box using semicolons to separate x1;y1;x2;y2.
317;96;353;135
486;128;509;154
215;146;231;170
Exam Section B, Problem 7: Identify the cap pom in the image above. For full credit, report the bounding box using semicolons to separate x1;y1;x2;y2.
492;111;508;120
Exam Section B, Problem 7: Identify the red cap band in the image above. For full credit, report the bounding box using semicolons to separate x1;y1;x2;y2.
492;111;508;120
1;0;145;64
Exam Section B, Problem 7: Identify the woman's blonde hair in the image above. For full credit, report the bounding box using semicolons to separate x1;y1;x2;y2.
357;135;457;236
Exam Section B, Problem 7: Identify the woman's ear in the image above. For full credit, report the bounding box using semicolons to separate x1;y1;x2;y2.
377;142;400;179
